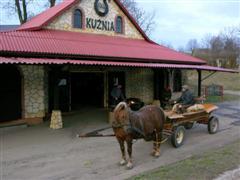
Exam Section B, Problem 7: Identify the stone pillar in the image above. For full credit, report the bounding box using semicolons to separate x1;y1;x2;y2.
20;65;46;125
126;68;154;104
50;110;63;129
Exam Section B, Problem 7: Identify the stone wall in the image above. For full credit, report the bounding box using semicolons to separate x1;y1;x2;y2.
45;0;143;39
19;65;46;122
18;65;154;122
126;68;154;104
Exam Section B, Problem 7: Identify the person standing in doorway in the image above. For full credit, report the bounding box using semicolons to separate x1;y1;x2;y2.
160;86;172;109
110;84;125;107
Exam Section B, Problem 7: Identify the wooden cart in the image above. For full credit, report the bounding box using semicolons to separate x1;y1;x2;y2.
164;104;219;148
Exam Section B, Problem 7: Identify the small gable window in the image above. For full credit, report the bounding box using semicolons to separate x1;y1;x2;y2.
73;9;82;28
116;16;123;34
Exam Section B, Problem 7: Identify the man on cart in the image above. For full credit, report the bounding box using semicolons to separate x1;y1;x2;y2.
173;85;195;113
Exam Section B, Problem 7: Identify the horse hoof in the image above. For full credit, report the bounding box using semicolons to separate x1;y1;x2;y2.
126;162;133;169
154;151;160;157
119;159;127;166
150;151;156;156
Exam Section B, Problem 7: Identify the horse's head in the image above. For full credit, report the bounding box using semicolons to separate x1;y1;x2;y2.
113;102;129;126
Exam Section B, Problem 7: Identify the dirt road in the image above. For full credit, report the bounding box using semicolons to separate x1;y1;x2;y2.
1;101;240;180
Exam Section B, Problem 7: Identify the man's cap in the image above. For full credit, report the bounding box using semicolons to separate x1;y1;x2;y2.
182;85;189;89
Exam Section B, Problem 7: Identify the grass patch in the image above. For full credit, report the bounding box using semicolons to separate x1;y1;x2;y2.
128;140;240;180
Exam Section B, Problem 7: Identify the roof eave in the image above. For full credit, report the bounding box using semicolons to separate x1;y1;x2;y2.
0;50;206;65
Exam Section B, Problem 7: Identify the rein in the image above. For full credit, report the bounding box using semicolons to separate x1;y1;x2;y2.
111;116;145;138
111;121;130;129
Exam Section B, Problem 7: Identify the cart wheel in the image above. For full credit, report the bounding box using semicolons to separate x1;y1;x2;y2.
171;126;185;148
184;122;194;129
208;116;219;134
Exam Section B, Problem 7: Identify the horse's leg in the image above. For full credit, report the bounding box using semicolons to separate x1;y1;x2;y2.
126;138;133;169
151;130;157;156
152;130;162;157
154;130;162;157
118;139;127;165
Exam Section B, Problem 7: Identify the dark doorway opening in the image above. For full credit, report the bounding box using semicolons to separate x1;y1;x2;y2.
48;69;70;113
71;73;104;110
108;72;126;106
173;69;182;92
154;69;170;99
0;65;22;122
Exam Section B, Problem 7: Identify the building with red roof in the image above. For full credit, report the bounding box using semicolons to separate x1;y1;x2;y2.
0;0;236;125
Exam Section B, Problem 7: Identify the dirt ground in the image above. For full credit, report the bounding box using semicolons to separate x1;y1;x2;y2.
0;101;240;180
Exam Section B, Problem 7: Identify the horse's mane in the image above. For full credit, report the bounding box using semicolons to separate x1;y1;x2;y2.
113;102;129;125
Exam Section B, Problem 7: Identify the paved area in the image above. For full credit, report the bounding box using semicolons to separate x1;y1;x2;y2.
214;166;240;180
0;101;240;180
224;90;240;96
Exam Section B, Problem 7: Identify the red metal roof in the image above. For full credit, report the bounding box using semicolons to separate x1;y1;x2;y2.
0;29;206;64
17;0;77;31
17;0;151;42
0;57;237;73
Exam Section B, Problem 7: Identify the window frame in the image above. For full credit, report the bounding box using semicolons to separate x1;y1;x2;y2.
115;15;124;34
72;8;84;29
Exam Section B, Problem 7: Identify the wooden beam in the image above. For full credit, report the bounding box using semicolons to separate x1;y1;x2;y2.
197;70;202;97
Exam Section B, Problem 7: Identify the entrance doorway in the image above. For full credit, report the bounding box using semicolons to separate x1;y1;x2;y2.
154;69;170;99
71;73;104;110
0;65;22;122
108;72;126;107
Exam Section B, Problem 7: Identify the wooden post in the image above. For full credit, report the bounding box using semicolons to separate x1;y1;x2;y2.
197;70;202;97
50;66;63;129
53;68;60;110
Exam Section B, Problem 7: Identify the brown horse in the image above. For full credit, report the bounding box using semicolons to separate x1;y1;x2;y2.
112;102;165;169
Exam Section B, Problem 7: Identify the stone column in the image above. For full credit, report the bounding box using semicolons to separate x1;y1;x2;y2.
20;65;46;125
50;110;63;129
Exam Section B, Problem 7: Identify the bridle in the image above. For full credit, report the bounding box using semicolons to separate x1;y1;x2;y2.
112;113;145;138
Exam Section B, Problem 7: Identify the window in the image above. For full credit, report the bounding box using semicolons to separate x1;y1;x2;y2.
116;16;123;34
73;9;82;28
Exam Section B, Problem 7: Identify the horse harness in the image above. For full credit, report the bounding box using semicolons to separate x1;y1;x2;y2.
111;116;146;139
112;116;168;144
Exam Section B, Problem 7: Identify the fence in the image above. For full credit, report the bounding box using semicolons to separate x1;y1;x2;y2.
204;84;224;101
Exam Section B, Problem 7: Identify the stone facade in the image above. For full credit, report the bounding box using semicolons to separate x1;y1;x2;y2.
46;0;143;39
126;68;154;104
19;65;46;121
15;64;154;126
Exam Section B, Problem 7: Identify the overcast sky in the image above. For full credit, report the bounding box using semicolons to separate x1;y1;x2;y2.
136;0;240;49
0;0;239;49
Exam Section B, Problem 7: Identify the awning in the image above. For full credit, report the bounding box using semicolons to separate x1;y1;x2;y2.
0;57;238;73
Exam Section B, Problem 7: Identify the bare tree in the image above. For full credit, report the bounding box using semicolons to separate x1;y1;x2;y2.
3;0;61;24
178;46;186;53
49;0;57;7
14;0;28;24
193;25;240;68
186;39;199;55
120;0;156;35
